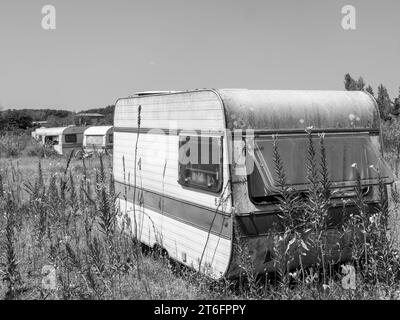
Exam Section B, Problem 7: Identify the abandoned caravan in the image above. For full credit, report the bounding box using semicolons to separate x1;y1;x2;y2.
113;89;393;279
83;125;114;154
32;126;89;155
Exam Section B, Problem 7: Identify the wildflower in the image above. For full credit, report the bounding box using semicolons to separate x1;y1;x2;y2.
300;239;309;251
305;126;314;134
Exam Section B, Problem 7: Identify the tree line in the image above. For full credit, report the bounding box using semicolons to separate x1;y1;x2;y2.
0;105;115;131
344;73;400;120
1;76;399;131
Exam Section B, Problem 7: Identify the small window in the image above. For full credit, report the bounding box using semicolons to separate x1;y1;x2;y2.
178;135;223;193
109;134;113;143
86;135;103;145
45;136;59;145
65;134;77;143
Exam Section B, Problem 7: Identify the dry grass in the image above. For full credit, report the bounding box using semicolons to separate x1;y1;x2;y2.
1;131;400;299
0;155;208;300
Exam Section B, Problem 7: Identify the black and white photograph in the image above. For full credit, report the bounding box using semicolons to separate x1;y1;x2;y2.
0;0;400;310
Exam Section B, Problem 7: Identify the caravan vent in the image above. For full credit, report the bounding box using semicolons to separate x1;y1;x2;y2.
129;91;178;97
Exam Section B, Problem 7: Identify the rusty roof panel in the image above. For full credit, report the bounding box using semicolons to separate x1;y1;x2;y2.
216;89;379;131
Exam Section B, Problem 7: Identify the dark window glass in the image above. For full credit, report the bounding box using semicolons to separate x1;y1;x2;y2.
247;133;393;203
45;135;59;145
178;135;223;193
109;134;113;143
65;134;77;143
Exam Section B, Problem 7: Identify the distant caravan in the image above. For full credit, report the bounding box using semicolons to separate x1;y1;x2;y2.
32;126;89;155
83;125;113;154
113;89;393;279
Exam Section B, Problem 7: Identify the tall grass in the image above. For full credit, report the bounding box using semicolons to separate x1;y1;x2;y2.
0;155;205;299
0;130;59;159
0;130;400;299
262;131;400;297
382;118;400;178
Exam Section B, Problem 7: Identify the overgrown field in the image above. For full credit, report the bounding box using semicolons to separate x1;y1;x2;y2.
1;128;400;300
0;130;58;158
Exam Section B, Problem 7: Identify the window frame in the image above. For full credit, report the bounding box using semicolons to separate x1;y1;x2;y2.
86;135;104;146
177;134;224;194
45;135;59;146
246;132;392;205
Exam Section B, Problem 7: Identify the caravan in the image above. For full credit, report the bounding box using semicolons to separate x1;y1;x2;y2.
113;89;393;279
83;126;113;154
32;126;89;155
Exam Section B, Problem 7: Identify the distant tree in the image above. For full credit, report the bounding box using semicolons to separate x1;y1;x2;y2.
376;84;392;120
393;87;400;116
392;98;400;116
0;114;5;130
365;85;374;97
46;114;75;127
0;105;113;130
356;77;366;91
0;110;33;130
344;74;367;91
344;73;359;91
79;105;115;125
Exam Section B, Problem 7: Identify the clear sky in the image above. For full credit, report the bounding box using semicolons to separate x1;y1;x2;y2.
0;0;399;111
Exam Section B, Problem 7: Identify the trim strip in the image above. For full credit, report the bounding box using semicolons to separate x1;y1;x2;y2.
251;128;380;135
114;127;225;136
114;127;380;136
115;181;232;239
62;143;83;149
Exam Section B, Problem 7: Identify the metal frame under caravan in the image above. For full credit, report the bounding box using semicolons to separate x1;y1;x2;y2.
83;125;114;154
33;126;89;155
113;89;393;280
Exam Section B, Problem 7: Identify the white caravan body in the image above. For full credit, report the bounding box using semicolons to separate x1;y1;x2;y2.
33;126;88;155
113;89;392;280
83;126;113;153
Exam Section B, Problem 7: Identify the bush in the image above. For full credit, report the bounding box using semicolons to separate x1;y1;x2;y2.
382;118;400;177
0;131;31;158
23;142;59;158
0;130;59;159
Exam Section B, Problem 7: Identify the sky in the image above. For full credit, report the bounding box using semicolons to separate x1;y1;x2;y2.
0;0;399;111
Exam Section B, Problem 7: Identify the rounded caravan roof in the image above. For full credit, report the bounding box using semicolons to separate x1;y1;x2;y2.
35;127;68;136
115;89;380;132
84;126;113;135
215;89;380;132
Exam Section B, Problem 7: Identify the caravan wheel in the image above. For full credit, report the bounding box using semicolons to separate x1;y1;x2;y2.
152;244;169;261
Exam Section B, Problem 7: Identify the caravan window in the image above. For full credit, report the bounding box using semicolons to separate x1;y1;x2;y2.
247;133;393;203
86;135;103;146
65;134;77;143
178;135;223;193
45;136;59;145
